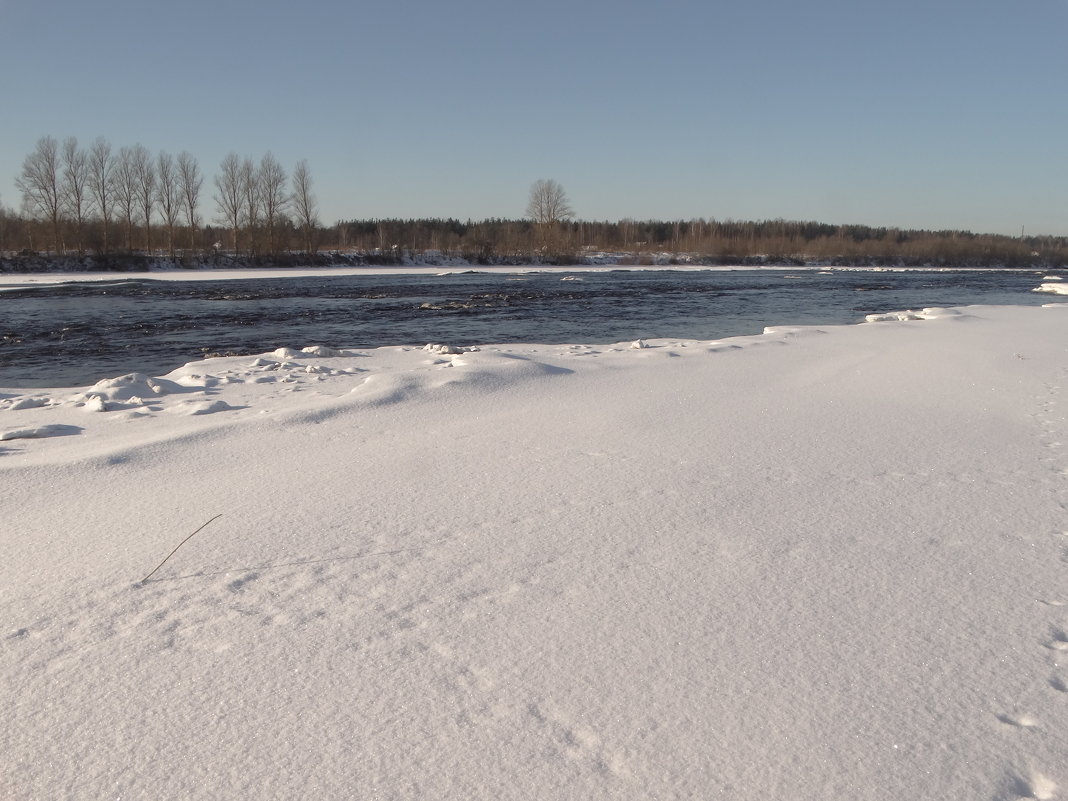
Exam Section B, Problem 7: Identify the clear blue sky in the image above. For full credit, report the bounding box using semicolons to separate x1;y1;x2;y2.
2;0;1066;236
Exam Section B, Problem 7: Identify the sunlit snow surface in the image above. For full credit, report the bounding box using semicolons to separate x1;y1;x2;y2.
3;304;1068;800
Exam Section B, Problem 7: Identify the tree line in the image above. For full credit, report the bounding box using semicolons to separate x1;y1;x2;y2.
328;217;1068;269
5;143;1068;269
4;135;319;261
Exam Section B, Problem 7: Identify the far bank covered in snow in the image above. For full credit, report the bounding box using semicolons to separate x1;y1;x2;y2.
2;260;1068;290
3;303;1068;800
5;244;1068;277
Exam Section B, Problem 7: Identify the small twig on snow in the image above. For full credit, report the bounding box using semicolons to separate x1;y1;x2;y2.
140;514;223;584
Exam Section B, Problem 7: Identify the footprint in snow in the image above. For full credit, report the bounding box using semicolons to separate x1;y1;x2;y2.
1044;628;1068;651
227;572;260;592
996;712;1040;728
1007;769;1056;800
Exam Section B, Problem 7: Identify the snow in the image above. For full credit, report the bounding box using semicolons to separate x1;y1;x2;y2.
3;303;1068;800
0;263;1060;291
0;264;721;290
1036;282;1068;295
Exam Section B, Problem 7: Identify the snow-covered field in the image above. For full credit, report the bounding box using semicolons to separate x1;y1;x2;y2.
3;304;1068;800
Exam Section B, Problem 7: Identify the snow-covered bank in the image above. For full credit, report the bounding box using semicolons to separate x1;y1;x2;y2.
3;305;1068;800
0;264;1060;290
0;264;636;288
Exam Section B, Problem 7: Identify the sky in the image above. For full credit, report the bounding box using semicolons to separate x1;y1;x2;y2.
1;0;1067;237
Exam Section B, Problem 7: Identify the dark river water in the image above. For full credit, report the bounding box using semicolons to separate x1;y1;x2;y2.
0;268;1062;388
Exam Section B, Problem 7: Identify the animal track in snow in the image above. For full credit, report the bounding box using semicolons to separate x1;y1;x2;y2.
1007;768;1057;800
997;712;1040;728
227;572;260;592
526;701;631;780
5;535;447;683
1043;628;1068;651
991;375;1067;801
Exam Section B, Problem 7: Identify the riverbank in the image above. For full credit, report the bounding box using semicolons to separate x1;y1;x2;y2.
3;304;1067;799
1;262;1065;290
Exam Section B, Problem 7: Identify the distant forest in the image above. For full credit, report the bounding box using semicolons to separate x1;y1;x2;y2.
4;214;1068;271
4;135;1068;271
327;217;1068;269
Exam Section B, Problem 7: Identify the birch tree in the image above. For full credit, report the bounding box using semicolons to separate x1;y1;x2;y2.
0;198;10;254
155;151;181;258
61;137;90;254
240;157;261;254
214;152;243;253
259;152;288;255
291;159;319;254
87;137;114;254
131;145;155;252
113;146;138;251
177;151;202;251
15;136;62;253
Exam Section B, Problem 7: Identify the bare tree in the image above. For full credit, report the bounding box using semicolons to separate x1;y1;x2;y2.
87;138;114;254
155;152;182;258
61;137;90;254
112;146;139;251
240;157;261;254
259;152;288;256
131;145;155;252
176;151;202;252
526;179;574;225
291;159;319;254
0;197;9;254
16;136;63;253
214;153;243;253
526;179;574;257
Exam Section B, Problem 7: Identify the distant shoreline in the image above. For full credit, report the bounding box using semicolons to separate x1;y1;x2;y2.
0;256;1059;289
0;262;1059;289
3;240;1067;278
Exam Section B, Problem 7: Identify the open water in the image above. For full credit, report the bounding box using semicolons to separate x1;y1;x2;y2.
0;268;1062;388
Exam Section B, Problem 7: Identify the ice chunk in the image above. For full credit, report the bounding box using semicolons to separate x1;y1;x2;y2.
301;345;346;357
1034;282;1068;295
865;310;925;322
79;373;186;402
270;347;303;359
423;343;478;354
